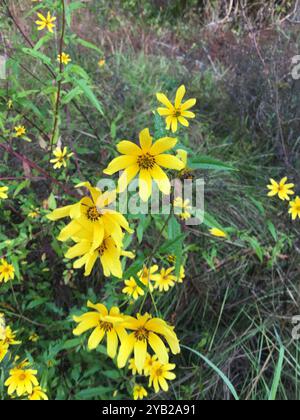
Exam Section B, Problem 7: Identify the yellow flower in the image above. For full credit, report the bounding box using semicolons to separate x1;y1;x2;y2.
28;386;48;401
73;301;127;358
7;100;13;109
143;353;158;376
149;361;176;393
98;59;106;67
57;52;71;65
0;341;9;362
174;197;192;221
176;149;188;168
123;277;144;301
14;125;26;137
289;196;300;220
138;265;158;291
157;85;196;133
2;326;21;346
133;385;148;400
48;182;132;252
50;146;73;170
176;266;185;284
29;333;39;343
5;368;39;397
66;232;134;278
117;313;180;371
209;228;228;238
153;267;177;292
128;358;143;375
103;128;184;202
35;12;56;33
0;186;9;200
0;259;15;283
267;177;294;201
28;210;40;219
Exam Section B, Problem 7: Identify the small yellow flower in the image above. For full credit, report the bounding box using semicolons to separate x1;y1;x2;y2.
14;125;26;137
7;100;13;109
103;128;184;202
153;267;177;292
57;53;71;65
176;149;188;168
28;209;40;219
267;177;294;201
0;186;9;200
209;228;228;239
0;313;6;340
143;354;158;376
5;368;39;397
98;59;106;67
2;326;21;346
123;277;144;301
117;313;180;371
157;85;196;133
0;341;9;362
128;358;143;375
29;333;39;343
73;301;127;358
138;265;158;291
50;146;73;170
0;259;15;283
149;361;176;393
176;266;185;284
133;385;148;400
289;196;300;220
174;197;192;221
35;12;56;33
28;386;48;400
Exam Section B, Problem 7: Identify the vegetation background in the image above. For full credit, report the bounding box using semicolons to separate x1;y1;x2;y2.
1;0;300;400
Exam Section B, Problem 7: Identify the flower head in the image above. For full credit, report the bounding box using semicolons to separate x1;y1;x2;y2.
0;186;9;200
133;385;148;400
57;53;71;65
117;313;180;371
176;266;185;284
73;302;127;358
98;59;106;67
0;341;9;362
153;267;177;292
143;353;158;376
5;368;39;397
14;125;26;137
157;85;196;133
128;358;143;375
28;386;48;401
35;12;56;33
2;326;21;346
267;177;294;201
0;259;15;283
103;128;184;202
50;146;73;170
149;361;176;393
289;196;300;220
209;228;228;238
123;277;145;301
174;197;192;221
138;265;158;291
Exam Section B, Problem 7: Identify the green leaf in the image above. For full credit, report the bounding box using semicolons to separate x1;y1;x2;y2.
75;386;114;400
189;155;236;171
75;38;103;54
269;346;285;400
22;48;52;66
73;79;104;116
13;180;30;198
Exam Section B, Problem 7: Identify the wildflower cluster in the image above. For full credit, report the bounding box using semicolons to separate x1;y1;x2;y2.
0;314;47;400
267;177;300;220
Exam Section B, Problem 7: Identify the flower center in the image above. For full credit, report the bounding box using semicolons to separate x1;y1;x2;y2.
173;108;181;117
137;153;156;170
134;327;149;342
97;241;108;256
155;368;163;377
99;321;113;332
18;373;27;381
87;206;102;222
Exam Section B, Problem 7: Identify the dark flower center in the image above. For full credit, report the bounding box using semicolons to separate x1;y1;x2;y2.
137;154;156;170
135;327;149;342
87;206;102;222
99;321;113;332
